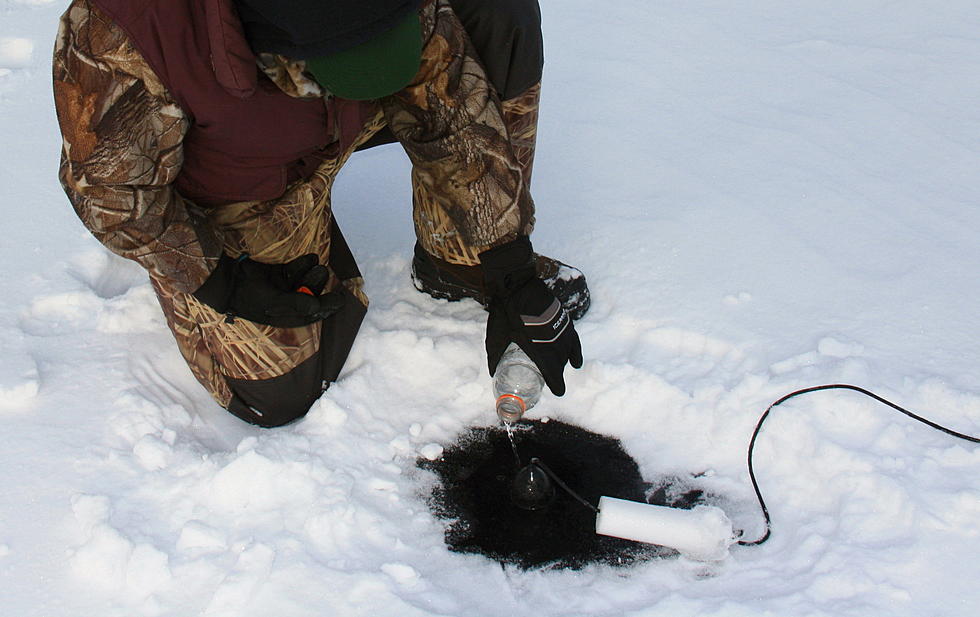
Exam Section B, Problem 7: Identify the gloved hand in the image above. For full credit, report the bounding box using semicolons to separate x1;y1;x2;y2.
480;237;583;396
193;253;345;327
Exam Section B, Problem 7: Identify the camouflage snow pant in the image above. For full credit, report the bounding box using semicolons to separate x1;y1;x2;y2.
152;0;543;427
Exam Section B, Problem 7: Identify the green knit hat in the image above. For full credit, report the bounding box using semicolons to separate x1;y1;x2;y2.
305;12;421;100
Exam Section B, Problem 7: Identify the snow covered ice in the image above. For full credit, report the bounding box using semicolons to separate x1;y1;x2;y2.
2;0;980;615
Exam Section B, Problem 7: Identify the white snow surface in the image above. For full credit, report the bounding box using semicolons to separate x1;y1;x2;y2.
2;1;979;615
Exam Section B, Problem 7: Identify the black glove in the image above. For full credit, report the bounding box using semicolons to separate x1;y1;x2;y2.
481;237;583;396
193;253;345;328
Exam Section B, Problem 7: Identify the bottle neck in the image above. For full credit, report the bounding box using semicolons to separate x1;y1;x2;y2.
496;394;526;424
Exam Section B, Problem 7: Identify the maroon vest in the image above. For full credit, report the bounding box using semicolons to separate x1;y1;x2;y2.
93;0;368;206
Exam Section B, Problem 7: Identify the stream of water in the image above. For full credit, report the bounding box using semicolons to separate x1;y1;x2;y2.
504;422;522;468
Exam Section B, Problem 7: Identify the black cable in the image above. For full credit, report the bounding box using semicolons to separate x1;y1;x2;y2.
531;457;600;514
738;384;980;546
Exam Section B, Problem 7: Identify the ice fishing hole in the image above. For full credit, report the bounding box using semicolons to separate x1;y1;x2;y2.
418;419;708;570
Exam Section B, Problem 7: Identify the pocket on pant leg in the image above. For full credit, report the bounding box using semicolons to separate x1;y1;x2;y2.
187;294;322;383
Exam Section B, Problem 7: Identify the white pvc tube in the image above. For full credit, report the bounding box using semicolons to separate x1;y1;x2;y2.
595;496;735;561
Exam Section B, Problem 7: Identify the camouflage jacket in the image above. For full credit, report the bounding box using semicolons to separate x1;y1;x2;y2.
53;0;533;293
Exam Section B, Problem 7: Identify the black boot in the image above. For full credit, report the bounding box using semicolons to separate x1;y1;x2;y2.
411;243;591;321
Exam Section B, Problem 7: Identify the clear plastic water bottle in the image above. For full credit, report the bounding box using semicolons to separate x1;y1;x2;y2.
493;343;543;424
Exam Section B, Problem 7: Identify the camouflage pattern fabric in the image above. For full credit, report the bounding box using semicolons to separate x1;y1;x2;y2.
53;0;539;410
501;83;541;191
53;0;220;294
256;53;326;99
411;82;540;266
385;0;537;267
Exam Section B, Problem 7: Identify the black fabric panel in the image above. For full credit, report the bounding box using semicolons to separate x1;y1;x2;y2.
225;286;367;427
448;0;543;100
327;217;362;281
357;0;544;152
355;126;398;151
225;356;324;427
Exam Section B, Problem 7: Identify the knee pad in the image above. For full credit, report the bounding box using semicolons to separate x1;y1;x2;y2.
226;380;320;428
223;345;327;428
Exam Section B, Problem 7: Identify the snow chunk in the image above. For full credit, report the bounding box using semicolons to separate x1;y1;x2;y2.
208;450;317;514
770;350;820;374
68;493;170;596
176;521;227;554
381;562;421;588
388;435;411;455
203;543;275;615
818;336;866;358
71;493;111;530
22;291;102;335
419;443;443;461
723;291;753;306
67;250;147;299
235;436;258;454
70;523;134;591
367;478;399;493
305;397;349;430
133;433;172;470
125;543;172;598
97;285;164;334
0;38;33;70
0;351;39;412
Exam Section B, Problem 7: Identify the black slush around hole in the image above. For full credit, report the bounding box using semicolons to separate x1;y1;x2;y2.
419;419;679;570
